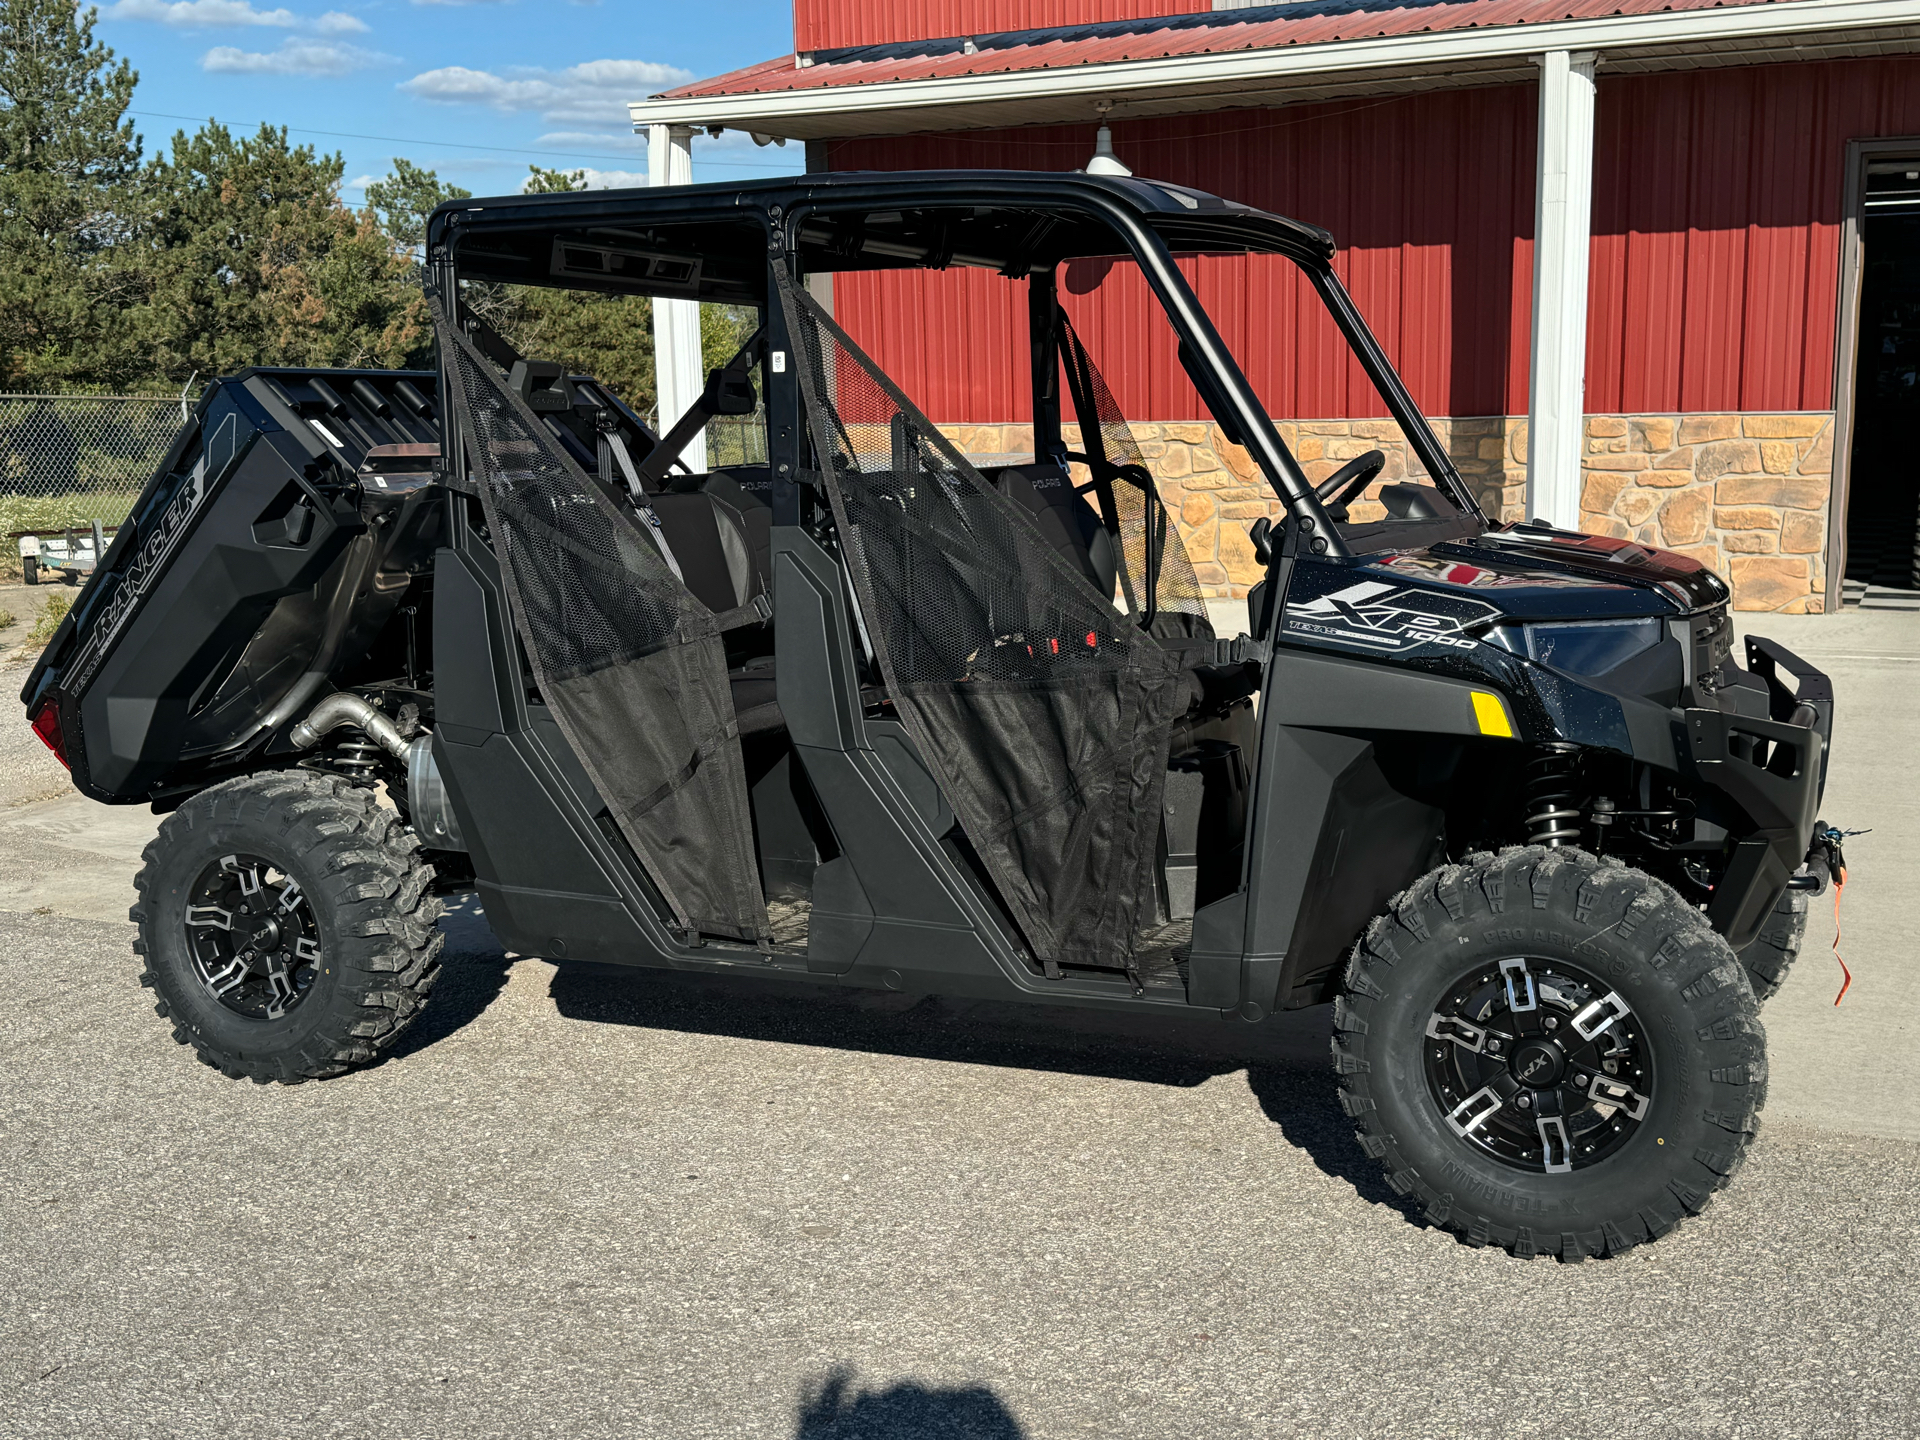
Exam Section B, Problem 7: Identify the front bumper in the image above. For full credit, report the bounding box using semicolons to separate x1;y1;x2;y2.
1686;636;1833;949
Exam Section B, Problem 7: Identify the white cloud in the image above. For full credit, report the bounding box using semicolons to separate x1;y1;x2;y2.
110;0;297;24
534;129;645;153
109;0;368;31
203;38;395;74
402;59;695;125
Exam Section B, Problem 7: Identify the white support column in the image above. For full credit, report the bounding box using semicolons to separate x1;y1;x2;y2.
1526;49;1597;529
649;122;706;473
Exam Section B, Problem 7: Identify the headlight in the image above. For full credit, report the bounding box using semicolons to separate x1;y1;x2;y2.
1486;617;1663;677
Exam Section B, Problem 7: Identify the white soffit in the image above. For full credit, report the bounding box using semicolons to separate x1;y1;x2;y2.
628;0;1917;141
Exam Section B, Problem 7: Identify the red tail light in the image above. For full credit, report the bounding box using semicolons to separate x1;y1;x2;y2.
29;703;69;770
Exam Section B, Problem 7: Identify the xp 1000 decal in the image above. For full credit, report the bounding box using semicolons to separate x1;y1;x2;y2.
1283;577;1502;655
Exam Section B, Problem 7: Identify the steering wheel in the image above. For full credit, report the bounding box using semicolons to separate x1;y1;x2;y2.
1314;449;1386;515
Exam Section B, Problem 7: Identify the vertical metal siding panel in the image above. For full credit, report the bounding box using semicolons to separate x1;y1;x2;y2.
1621;86;1688;412
829;93;1541;423
1506;103;1537;417
1585;93;1629;417
1740;67;1802;410
1597;57;1918;415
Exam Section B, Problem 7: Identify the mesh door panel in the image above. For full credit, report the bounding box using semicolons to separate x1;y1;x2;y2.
437;315;767;941
777;272;1189;971
1059;319;1214;642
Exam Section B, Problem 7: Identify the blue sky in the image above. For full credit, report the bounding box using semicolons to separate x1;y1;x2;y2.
91;0;807;204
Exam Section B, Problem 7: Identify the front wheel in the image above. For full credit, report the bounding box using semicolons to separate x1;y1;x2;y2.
1737;871;1812;1002
1333;846;1766;1260
131;772;444;1083
22;556;37;585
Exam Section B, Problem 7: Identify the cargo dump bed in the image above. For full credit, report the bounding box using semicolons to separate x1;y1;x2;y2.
21;368;449;805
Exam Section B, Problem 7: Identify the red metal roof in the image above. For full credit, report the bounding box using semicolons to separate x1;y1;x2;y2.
660;0;1799;100
795;1;1211;55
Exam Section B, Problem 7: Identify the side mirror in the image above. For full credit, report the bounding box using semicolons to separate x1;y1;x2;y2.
702;366;758;417
1248;515;1273;566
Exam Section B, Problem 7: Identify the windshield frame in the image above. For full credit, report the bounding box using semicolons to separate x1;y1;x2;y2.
1140;213;1489;544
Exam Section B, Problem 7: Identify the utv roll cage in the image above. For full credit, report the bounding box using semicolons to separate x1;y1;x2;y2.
425;170;1488;556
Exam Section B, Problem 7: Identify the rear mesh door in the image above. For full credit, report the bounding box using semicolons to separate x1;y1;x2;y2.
436;313;767;942
776;272;1188;971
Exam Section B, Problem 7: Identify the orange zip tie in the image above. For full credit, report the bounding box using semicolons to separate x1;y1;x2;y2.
1831;868;1850;1006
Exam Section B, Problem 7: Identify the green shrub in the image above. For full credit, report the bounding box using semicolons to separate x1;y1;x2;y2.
27;592;71;649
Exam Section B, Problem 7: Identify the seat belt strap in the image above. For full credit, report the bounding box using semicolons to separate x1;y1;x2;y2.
605;429;685;582
712;593;773;633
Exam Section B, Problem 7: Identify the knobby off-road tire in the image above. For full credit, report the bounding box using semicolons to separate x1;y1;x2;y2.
1333;846;1766;1261
1736;871;1812;1002
131;772;444;1083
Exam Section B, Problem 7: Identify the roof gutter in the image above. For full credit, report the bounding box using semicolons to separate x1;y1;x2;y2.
629;0;1913;137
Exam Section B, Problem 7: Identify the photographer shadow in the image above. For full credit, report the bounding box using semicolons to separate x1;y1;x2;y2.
795;1364;1024;1439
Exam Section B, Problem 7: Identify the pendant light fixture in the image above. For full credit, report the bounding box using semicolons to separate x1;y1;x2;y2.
1083;102;1131;177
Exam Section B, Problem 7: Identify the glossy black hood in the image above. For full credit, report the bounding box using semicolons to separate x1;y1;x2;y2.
1284;522;1722;653
1434;523;1731;615
1276;522;1729;745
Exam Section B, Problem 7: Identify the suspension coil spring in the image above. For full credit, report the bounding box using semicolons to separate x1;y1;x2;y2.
1524;743;1584;847
329;738;382;781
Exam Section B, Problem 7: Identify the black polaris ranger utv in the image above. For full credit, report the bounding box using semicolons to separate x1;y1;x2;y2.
23;171;1842;1260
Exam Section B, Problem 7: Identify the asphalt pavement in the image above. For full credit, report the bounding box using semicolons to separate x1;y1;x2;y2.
1;604;1914;1439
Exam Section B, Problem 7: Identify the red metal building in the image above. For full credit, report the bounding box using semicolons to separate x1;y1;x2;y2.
633;0;1918;611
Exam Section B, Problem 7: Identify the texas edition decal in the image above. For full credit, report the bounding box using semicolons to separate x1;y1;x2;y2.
1284;579;1501;655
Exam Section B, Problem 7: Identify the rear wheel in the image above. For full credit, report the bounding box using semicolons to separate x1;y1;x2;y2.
22;556;37;585
1333;846;1766;1260
132;772;443;1083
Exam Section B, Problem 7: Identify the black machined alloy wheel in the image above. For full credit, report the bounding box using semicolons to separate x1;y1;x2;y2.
1423;956;1652;1175
185;853;324;1020
133;771;444;1084
1334;846;1767;1261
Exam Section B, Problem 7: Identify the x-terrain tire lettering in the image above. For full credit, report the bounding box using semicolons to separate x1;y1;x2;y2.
132;773;443;1083
1333;846;1765;1260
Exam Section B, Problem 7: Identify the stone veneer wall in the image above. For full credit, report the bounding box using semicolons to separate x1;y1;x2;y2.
942;411;1834;613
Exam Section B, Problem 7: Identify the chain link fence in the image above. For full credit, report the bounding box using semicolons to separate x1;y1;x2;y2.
0;394;186;544
704;411;767;468
0;391;767;554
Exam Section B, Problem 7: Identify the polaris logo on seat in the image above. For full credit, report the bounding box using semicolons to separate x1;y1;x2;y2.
1285;580;1500;655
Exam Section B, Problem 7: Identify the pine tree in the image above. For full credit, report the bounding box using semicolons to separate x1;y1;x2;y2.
0;0;147;389
365;157;470;255
137;123;430;379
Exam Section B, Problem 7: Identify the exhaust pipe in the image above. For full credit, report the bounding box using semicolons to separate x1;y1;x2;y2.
289;693;466;851
288;692;410;758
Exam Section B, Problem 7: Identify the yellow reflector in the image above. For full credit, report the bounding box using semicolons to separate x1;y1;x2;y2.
1472;691;1514;738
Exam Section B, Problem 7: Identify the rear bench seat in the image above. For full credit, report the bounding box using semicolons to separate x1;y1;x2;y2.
648;468;782;736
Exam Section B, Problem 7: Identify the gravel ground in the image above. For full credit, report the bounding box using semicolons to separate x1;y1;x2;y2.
0;902;1915;1440
1;583;76;809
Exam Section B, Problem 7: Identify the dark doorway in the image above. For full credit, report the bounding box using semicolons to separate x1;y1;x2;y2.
1842;155;1919;603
